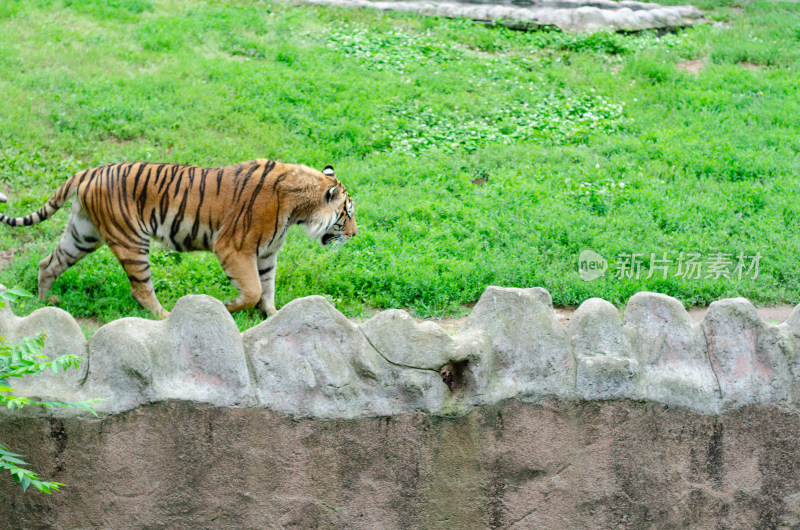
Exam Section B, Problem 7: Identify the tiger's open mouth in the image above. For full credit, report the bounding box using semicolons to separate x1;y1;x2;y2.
321;234;336;246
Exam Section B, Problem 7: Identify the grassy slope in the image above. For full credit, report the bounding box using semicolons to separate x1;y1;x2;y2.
0;0;798;330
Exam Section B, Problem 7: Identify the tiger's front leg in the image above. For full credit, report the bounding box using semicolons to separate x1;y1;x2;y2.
215;244;262;314
256;252;279;318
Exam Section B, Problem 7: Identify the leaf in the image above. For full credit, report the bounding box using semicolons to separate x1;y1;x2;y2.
0;455;29;466
5;287;32;298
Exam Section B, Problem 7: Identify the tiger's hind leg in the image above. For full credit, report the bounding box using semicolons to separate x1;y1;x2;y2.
38;201;104;301
106;242;167;319
255;252;279;318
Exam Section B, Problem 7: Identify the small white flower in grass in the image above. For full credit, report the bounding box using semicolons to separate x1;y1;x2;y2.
595;163;600;169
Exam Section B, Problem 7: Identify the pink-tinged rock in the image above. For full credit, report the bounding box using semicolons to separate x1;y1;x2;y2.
569;298;637;400
624;292;719;413
360;309;456;370
85;295;251;413
242;296;447;418
779;304;800;407
455;286;574;403
703;298;790;409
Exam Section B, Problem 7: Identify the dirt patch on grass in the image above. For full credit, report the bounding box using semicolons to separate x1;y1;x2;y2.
688;304;795;325
677;58;706;76
421;315;469;334
0;249;16;271
739;62;760;70
76;317;104;335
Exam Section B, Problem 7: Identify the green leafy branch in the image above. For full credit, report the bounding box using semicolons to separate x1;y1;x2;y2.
0;444;65;494
0;287;99;493
0;334;99;414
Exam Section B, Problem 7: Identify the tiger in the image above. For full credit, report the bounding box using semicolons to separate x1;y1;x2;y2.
0;159;357;319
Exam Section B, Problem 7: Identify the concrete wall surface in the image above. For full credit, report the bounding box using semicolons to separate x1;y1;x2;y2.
1;400;800;528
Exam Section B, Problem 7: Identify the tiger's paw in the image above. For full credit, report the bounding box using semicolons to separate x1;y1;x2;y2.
258;303;277;319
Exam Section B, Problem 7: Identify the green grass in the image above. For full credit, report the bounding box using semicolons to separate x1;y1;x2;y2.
0;0;799;330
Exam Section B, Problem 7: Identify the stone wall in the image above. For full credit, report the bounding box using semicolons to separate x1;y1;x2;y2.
1;286;800;527
3;286;800;419
283;0;704;33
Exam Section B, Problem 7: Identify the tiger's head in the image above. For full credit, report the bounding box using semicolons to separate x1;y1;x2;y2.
304;165;357;247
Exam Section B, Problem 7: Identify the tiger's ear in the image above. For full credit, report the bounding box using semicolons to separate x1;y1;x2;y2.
326;186;339;202
322;165;335;177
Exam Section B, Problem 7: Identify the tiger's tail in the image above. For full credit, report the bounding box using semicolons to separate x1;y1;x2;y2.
0;173;81;227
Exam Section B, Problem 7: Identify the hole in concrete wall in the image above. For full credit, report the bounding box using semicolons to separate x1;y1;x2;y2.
440;360;469;394
49;418;67;473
